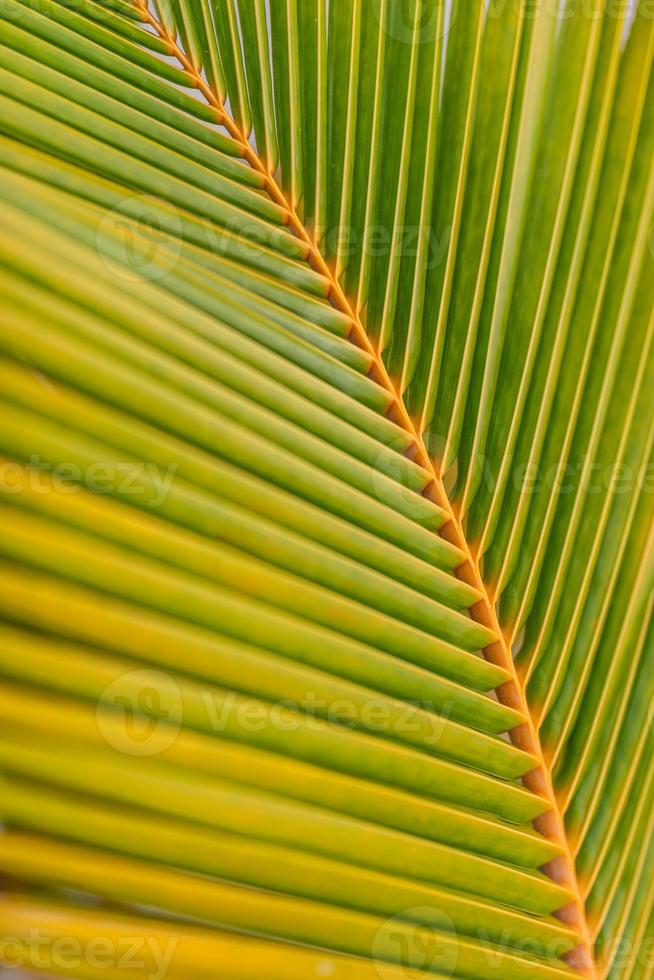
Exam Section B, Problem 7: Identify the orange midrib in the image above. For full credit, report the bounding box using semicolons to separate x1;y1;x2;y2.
134;4;597;972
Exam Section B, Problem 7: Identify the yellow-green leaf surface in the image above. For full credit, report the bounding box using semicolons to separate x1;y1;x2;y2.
0;1;652;978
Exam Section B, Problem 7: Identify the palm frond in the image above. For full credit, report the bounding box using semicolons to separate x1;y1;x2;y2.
0;1;652;978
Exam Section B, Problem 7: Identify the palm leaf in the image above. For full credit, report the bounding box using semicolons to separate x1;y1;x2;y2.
0;1;652;978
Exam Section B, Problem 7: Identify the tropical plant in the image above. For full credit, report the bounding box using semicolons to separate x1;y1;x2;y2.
0;0;652;978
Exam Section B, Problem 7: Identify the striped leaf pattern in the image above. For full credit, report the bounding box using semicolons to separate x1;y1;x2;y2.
0;1;652;979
